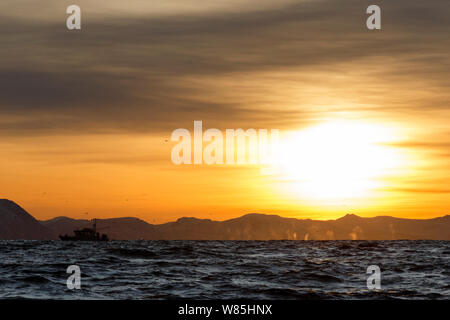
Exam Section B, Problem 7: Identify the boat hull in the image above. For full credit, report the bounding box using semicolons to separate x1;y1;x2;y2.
59;235;109;241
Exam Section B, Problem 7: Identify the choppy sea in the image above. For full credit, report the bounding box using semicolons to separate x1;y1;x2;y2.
0;240;448;299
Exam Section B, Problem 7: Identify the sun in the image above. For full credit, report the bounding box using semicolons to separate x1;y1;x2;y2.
270;120;403;201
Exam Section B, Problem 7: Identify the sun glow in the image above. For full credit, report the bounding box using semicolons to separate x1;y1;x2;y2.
271;121;404;201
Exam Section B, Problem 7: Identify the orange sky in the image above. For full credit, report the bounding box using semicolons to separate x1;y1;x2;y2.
0;0;449;223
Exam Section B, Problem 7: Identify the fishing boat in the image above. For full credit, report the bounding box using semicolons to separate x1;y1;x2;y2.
59;219;109;241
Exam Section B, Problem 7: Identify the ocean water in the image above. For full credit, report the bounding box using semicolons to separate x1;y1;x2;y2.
0;240;448;300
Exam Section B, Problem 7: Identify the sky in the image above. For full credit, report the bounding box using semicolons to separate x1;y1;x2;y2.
0;0;449;222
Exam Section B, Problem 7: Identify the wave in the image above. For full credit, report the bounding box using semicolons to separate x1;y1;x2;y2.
0;240;448;299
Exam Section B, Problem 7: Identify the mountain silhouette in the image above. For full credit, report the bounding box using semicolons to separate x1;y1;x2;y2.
0;199;56;239
1;200;449;240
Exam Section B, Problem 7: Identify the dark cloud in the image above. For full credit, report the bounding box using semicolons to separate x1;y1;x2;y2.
0;0;449;136
0;70;133;108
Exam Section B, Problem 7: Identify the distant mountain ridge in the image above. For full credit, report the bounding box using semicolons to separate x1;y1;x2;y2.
1;199;449;240
0;199;56;239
